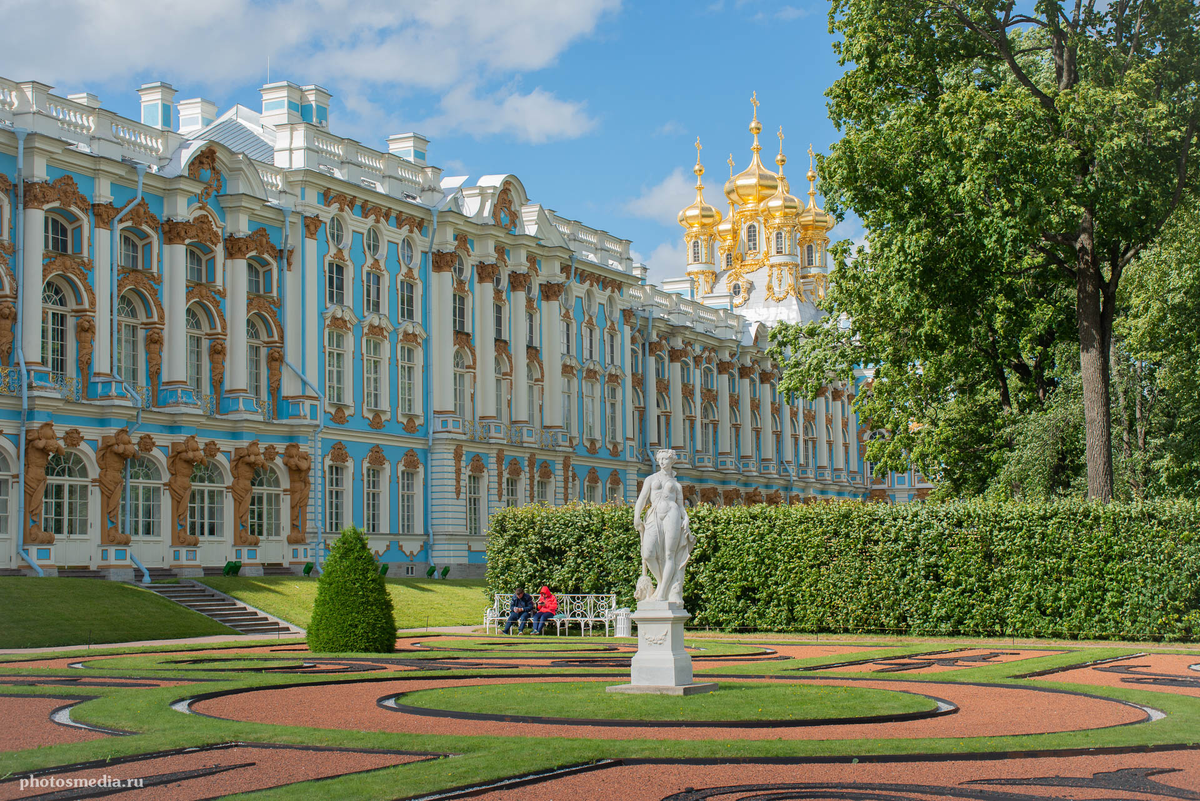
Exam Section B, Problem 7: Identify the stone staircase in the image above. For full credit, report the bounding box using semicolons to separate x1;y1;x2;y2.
147;581;303;636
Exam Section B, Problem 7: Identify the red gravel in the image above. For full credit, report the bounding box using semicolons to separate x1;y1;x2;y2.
0;696;108;752
192;674;1146;742
1039;653;1200;697
466;749;1200;800
0;744;429;801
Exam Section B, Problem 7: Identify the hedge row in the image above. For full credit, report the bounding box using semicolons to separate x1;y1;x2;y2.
485;500;1200;641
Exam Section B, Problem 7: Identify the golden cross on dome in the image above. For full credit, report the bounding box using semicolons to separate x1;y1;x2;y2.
778;126;784;146
750;91;759;120
807;143;815;170
695;137;702;160
728;153;735;177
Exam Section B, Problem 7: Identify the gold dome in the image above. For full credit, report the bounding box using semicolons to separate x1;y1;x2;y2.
723;92;779;208
678;138;723;230
765;127;801;219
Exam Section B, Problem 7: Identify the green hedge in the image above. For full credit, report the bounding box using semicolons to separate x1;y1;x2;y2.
308;527;397;653
485;500;1200;641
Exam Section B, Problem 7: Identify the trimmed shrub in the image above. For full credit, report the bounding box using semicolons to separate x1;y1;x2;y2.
307;527;396;653
486;500;1200;641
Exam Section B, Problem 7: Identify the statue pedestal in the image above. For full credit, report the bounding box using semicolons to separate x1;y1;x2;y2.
607;600;718;696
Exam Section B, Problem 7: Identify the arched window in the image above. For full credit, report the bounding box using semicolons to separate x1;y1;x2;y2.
804;422;817;467
702;403;717;458
633;387;645;444
247;319;266;405
189;462;224;538
656;392;670;447
41;282;68;377
116;294;140;385
654;352;667;380
399;345;416;415
682;397;695;454
123;456;161;538
806;243;815;266
681;360;693;385
630;346;641;375
186;248;206;282
247;262;263;294
44;452;89;538
775;230;784;254
120;233;140;270
746;224;758;252
365;227;381;259
364;465;383;534
453;254;467;281
495;357;508;424
186;307;206;397
691;240;701;262
44;215;70;254
400;238;414;267
453;349;470;419
702;365;715;390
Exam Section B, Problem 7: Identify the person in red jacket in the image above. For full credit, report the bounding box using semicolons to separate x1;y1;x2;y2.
532;585;558;635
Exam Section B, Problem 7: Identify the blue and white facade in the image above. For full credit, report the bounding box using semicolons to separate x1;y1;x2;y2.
0;76;929;578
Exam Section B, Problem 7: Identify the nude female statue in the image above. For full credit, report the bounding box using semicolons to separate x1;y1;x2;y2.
633;449;695;604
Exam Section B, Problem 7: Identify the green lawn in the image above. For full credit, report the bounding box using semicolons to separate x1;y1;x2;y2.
398;680;936;721
0;578;235;648
197;576;487;630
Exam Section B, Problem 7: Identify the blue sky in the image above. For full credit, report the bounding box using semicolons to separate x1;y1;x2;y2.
1;0;860;284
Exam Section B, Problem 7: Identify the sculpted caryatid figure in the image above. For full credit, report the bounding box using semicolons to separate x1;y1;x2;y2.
97;428;138;545
167;435;207;546
230;441;267;546
633;449;695;605
25;422;65;545
281;443;312;544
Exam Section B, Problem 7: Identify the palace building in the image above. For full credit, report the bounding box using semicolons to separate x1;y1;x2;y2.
0;77;930;579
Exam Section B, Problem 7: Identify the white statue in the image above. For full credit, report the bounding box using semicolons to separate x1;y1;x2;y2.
633;449;695;604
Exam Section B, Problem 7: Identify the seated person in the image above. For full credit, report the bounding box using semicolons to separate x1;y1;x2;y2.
532;585;558;634
502;587;536;634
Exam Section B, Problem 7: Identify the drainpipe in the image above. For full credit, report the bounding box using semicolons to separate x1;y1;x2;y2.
12;128;41;576
423;206;439;573
273;203;325;570
110;161;149;583
639;305;653;466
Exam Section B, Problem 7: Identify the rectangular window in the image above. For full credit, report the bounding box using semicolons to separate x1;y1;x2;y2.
606;385;619;443
326;330;346;405
400;471;415;534
327;464;345;533
248;342;262;404
399;281;415;321
584;328;595;361
364;271;382;315
494;302;504;340
466;474;481;535
606;333;616;365
399;345;415;415
117;322;138;384
187;334;204;396
364;338;382;409
364;467;382;534
42;309;66;377
526;312;535;346
188;486;222;539
585;483;599;504
326;262;345;307
454;371;467;419
584;383;597;440
562;387;572;434
505;477;520;508
187;249;206;283
117;483;161;538
249;486;280;539
562;321;572;356
536;479;549;504
453;294;467;332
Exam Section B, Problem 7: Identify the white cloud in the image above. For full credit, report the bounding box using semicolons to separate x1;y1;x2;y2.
655;120;685;136
421;83;596;144
625;168;695;227
0;0;619;144
643;239;686;285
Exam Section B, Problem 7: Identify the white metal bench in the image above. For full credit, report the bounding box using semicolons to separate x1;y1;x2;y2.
484;592;619;636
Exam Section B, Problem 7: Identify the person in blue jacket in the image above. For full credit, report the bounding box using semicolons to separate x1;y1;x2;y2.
502;587;536;634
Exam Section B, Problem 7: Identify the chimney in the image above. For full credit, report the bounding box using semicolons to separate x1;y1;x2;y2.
177;98;218;135
137;81;176;130
67;92;102;109
387;132;429;165
259;81;303;128
300;84;331;128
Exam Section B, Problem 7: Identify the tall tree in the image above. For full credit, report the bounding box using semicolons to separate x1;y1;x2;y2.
788;0;1200;500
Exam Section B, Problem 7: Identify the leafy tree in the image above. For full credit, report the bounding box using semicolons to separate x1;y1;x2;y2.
776;0;1200;500
307;527;396;653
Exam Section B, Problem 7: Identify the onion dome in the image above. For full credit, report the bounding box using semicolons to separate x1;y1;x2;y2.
764;127;801;219
798;144;835;231
723;92;779;208
677;138;723;230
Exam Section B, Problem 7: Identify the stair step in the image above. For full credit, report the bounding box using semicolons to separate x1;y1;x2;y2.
145;580;301;636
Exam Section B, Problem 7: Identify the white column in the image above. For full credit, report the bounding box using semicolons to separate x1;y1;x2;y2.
476;264;496;420
621;310;634;447
647;343;661;447
510;275;529;422
846;392;859;477
432;261;453;413
303;221;320;391
281;214;301;398
779;391;793;467
816;389;829;471
21;206;44;367
541;283;563;428
738;365;753;461
833;387;847;474
225;255;248;394
717;362;732;456
668;348;683;450
162;240;187;389
760;371;775;465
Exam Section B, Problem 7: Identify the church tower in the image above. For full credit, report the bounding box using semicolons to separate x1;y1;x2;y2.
678;138;722;297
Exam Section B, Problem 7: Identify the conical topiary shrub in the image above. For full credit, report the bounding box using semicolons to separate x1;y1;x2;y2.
307;527;396;653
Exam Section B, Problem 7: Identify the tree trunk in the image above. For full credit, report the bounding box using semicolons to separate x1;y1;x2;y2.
1076;231;1115;502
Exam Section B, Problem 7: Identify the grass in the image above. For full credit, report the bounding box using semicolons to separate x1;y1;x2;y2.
0;578;235;648
398;680;937;721
197;576;487;630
